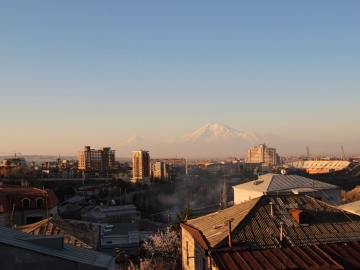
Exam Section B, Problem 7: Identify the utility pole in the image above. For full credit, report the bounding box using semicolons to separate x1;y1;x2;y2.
10;203;15;228
167;209;170;227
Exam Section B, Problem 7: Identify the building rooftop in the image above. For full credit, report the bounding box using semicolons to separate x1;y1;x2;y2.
0;225;114;269
209;241;360;270
338;200;360;215
289;160;350;170
16;218;99;249
232;173;339;194
0;185;59;212
183;195;360;250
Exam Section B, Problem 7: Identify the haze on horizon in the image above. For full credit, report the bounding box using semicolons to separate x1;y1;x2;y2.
1;1;359;157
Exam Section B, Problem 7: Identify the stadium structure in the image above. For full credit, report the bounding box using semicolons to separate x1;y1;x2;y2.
288;160;351;175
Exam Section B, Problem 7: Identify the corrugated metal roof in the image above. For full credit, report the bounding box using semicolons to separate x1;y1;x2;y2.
232;174;338;194
210;241;360;270
185;197;261;248
338;200;360;215
0;225;114;269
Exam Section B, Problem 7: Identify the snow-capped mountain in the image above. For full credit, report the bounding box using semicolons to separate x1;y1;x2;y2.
175;123;281;144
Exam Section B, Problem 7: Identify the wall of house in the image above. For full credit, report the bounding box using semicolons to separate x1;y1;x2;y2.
302;189;341;206
181;228;210;270
11;206;58;226
233;189;263;204
181;228;196;270
0;242;107;270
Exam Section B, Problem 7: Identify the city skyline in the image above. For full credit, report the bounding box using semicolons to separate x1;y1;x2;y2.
1;1;359;156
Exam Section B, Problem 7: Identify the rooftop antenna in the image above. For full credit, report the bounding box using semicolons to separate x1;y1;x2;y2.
185;157;188;175
307;146;310;160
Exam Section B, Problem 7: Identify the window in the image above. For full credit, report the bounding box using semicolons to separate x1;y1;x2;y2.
35;197;45;208
21;198;31;208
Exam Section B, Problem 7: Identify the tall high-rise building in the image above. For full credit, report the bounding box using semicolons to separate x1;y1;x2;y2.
132;150;150;181
78;146;115;170
245;143;280;166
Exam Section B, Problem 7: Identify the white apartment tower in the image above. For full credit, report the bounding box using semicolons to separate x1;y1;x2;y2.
245;143;280;166
132;150;150;181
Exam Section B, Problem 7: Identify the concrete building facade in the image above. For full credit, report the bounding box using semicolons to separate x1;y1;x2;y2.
132;150;150;182
78;146;115;170
151;161;169;180
245;143;280;166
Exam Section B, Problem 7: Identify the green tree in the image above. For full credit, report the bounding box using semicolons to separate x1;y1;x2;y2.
171;202;192;232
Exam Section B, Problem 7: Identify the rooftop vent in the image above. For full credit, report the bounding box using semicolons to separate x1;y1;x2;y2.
288;208;308;224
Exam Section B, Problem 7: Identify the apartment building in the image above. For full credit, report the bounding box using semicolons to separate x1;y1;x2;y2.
151;161;169;180
245;143;280;166
132;150;150;182
78;146;115;170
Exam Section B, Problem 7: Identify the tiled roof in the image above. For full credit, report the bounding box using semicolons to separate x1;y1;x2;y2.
16;218;99;249
232;174;339;193
0;185;59;212
184;195;360;250
184;197;261;248
209;241;360;270
180;223;210;250
0;225;114;269
338;200;360;215
232;196;360;250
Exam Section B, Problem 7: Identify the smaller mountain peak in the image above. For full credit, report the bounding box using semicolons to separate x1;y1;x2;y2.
122;135;146;145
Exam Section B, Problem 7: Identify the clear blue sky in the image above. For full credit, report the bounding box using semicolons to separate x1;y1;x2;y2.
1;1;359;155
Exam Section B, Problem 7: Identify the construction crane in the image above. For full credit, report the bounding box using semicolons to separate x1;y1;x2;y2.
0;151;21;157
341;145;346;160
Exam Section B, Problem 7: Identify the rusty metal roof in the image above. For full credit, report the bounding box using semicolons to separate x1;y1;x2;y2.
210;241;360;270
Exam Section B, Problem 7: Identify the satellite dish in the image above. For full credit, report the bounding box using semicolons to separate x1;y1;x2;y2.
281;169;287;175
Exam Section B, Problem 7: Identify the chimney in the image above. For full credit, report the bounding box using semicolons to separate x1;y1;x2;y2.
228;220;232;247
279;222;283;242
270;202;273;216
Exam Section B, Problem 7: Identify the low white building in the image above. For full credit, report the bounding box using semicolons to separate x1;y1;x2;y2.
233;173;341;206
